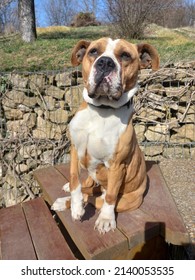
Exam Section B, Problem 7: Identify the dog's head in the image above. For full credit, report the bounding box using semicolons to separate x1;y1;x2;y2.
71;38;159;106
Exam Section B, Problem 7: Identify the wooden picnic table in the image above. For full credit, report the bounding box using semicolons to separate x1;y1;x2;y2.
0;161;190;259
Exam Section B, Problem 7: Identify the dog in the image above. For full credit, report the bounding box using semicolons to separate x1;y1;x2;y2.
52;37;159;234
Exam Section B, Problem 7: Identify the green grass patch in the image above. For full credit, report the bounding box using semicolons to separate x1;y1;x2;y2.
0;25;194;72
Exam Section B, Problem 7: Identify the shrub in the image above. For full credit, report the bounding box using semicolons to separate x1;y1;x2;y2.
71;12;100;27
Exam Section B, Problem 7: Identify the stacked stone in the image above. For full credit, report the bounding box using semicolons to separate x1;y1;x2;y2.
0;70;83;207
134;62;195;159
0;63;194;207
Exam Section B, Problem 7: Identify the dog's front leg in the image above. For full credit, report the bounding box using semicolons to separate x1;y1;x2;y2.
69;144;85;220
95;163;125;234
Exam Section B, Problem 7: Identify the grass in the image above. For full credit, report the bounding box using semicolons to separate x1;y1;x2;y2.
146;25;195;64
0;24;194;72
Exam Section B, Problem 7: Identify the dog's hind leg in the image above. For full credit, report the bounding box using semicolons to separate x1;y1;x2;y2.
82;176;102;195
87;190;143;212
51;196;71;211
62;182;70;192
115;195;143;212
82;176;96;190
115;176;147;212
87;194;104;209
62;175;98;194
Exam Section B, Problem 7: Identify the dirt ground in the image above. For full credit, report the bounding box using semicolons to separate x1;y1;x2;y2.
159;159;195;259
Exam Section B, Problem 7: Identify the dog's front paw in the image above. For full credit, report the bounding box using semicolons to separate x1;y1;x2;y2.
71;202;85;220
70;183;84;220
94;214;116;234
62;182;70;192
94;202;116;234
51;196;71;211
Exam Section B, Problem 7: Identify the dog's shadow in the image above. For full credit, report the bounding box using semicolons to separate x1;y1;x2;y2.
81;203;96;221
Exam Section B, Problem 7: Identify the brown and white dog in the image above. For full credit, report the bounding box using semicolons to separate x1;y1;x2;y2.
52;38;159;234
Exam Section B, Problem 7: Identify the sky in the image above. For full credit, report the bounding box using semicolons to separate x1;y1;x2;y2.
34;0;195;28
35;0;47;27
34;0;107;27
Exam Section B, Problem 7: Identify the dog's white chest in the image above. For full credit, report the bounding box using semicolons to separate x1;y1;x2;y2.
69;105;131;168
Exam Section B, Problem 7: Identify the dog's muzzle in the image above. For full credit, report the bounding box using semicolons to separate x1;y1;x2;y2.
94;56;116;85
88;56;121;99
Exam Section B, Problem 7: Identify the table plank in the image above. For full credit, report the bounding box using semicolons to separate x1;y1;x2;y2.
34;161;190;259
141;161;190;245
54;203;128;259
55;164;88;183
55;162;189;246
22;197;76;260
34;166;68;202
0;204;36;260
55;163;164;251
117;209;160;249
34;166;129;260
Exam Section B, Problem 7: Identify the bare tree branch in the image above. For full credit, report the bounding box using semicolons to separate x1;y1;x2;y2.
0;0;13;10
106;0;193;38
44;0;75;26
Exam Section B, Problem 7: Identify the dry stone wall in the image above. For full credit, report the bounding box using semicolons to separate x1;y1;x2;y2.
134;62;195;159
0;63;194;207
0;70;83;207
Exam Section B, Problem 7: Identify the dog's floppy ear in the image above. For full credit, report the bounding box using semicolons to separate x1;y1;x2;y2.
137;43;160;70
71;40;91;66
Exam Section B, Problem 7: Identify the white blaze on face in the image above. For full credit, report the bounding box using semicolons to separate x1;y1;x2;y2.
88;38;121;97
103;38;120;61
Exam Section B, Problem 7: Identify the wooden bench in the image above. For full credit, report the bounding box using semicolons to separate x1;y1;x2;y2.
0;197;75;260
0;161;190;259
34;161;190;259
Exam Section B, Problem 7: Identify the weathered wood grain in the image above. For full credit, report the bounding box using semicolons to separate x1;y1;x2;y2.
22;197;76;260
0;204;36;260
33;161;190;259
34;167;128;259
141;161;190;245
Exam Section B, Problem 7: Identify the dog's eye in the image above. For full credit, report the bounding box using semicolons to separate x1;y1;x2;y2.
121;52;131;61
89;48;98;56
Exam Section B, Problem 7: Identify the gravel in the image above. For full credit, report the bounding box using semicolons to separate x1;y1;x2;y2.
159;159;195;259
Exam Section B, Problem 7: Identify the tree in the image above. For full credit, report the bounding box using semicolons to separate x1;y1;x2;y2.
185;0;195;26
44;0;75;26
18;0;37;42
44;0;102;26
0;0;13;9
0;0;17;33
79;0;99;15
106;0;175;38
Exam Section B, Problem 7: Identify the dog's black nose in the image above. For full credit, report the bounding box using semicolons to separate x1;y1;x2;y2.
96;56;115;74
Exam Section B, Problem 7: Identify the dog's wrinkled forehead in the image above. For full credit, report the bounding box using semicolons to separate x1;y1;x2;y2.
84;37;139;70
101;38;120;56
88;38;121;69
87;38;134;61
